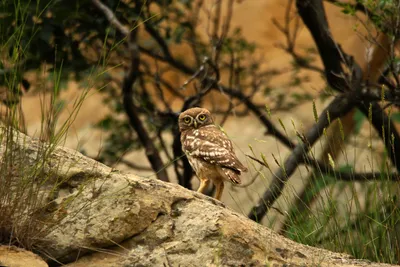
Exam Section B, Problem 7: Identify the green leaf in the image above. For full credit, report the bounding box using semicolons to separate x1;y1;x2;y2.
341;4;356;15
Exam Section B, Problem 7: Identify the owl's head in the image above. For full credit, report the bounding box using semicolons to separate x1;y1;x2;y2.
178;107;214;131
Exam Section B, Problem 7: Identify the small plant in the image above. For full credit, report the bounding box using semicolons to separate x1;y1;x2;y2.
0;0;98;252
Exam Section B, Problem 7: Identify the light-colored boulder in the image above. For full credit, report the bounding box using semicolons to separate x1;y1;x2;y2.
0;246;48;267
1;125;398;267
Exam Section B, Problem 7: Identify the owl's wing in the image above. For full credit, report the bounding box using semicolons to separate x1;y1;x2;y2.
183;127;248;173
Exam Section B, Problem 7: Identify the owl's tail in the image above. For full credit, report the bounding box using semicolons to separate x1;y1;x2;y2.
221;167;241;184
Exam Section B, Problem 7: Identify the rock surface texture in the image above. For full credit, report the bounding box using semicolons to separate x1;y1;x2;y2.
0;246;48;267
0;126;398;267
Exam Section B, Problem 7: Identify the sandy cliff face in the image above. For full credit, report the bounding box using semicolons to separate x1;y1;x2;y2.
16;0;381;225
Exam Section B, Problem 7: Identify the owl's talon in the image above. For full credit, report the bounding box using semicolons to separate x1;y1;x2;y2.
197;179;210;193
214;182;224;200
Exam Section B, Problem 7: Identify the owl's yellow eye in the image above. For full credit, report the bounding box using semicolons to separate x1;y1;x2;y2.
184;117;191;124
198;114;206;121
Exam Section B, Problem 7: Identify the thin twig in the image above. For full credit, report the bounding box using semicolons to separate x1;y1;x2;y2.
247;154;399;182
272;0;323;74
91;0;129;35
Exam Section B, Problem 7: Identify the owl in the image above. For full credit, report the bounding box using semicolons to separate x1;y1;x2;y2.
178;107;248;200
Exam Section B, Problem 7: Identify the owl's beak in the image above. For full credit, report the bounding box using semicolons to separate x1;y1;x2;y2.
193;120;198;128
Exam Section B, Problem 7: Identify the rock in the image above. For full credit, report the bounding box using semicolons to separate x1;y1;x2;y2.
0;246;48;267
1;125;398;267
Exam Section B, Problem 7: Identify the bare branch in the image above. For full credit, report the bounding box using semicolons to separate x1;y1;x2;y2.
172;130;193;189
122;31;169;182
297;0;400;171
91;0;129;36
272;0;324;74
92;0;169;182
248;153;399;183
248;95;354;221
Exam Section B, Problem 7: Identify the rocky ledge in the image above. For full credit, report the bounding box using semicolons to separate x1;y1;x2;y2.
0;126;398;267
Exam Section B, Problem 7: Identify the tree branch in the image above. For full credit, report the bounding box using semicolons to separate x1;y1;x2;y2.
92;0;129;36
139;46;296;150
247;155;400;182
122;32;169;181
92;0;169;182
249;95;354;221
296;0;400;171
172;129;193;189
296;0;356;92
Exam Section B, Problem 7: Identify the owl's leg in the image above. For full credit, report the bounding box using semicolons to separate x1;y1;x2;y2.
214;181;224;200
197;178;210;193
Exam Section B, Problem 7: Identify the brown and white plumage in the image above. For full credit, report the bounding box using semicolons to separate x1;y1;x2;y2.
178;107;248;200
